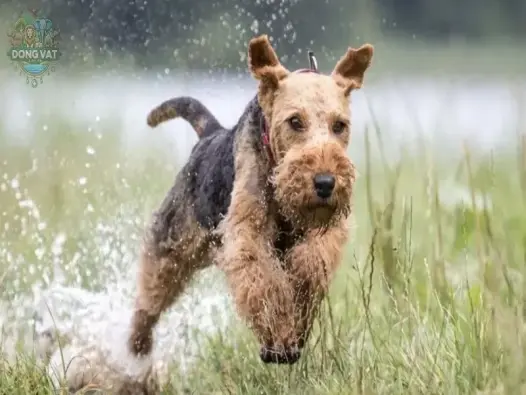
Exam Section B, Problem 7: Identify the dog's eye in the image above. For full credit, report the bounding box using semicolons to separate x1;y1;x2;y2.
332;121;347;135
288;116;304;131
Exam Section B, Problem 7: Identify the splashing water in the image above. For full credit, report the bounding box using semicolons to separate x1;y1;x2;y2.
1;213;233;376
30;267;233;377
0;161;234;381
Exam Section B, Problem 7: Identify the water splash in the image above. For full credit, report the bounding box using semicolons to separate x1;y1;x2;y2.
0;181;234;380
31;266;233;377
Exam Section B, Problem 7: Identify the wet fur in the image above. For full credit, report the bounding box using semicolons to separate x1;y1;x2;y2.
129;34;374;365
147;96;264;232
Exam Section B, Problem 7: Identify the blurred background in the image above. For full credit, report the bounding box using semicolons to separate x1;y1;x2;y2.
0;0;525;392
2;0;526;72
0;0;524;154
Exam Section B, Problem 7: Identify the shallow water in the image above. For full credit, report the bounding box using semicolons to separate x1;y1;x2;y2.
0;71;524;378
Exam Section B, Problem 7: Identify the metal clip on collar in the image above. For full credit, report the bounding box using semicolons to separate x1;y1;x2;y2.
308;50;318;72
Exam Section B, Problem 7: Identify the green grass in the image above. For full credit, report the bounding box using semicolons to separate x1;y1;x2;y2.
1;97;526;394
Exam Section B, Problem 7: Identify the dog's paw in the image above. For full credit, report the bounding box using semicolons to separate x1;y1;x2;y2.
259;344;301;365
128;330;153;357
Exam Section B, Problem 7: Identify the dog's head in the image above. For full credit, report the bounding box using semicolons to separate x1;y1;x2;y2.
247;35;374;229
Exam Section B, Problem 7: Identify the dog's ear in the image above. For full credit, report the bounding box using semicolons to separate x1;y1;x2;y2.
248;35;289;94
331;44;374;96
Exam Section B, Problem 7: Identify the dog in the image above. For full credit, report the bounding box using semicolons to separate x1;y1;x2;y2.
128;34;374;365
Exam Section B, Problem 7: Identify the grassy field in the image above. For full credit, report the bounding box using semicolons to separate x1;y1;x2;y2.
1;97;526;394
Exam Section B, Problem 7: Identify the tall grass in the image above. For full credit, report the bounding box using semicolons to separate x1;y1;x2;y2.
1;101;526;394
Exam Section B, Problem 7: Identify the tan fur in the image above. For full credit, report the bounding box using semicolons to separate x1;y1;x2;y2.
129;34;374;365
129;215;211;356
146;100;211;137
269;74;357;229
285;218;350;346
215;129;296;350
218;35;373;355
147;104;177;128
332;44;374;95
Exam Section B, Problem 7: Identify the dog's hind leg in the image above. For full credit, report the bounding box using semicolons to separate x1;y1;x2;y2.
128;186;211;356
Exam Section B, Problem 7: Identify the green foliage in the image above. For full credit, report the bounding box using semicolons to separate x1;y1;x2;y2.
1;87;526;394
0;356;55;395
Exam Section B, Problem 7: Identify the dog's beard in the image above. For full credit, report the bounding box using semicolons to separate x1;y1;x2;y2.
289;204;347;232
270;148;355;231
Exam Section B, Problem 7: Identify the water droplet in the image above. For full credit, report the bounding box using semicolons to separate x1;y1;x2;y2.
86;146;96;155
78;177;87;185
51;233;67;256
250;20;259;33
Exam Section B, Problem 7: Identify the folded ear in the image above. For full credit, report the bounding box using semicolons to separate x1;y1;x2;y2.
331;44;374;96
248;35;289;94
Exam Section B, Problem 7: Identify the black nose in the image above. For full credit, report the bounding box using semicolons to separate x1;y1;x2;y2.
313;173;335;198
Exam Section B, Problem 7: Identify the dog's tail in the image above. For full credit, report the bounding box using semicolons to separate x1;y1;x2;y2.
146;96;223;139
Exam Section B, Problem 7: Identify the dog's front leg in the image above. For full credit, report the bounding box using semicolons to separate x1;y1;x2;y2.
285;219;350;350
218;175;298;364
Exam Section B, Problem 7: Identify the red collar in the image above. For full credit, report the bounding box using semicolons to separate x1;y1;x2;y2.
261;68;318;167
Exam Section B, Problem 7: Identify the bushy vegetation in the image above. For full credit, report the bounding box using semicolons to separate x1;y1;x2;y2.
1;98;526;394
